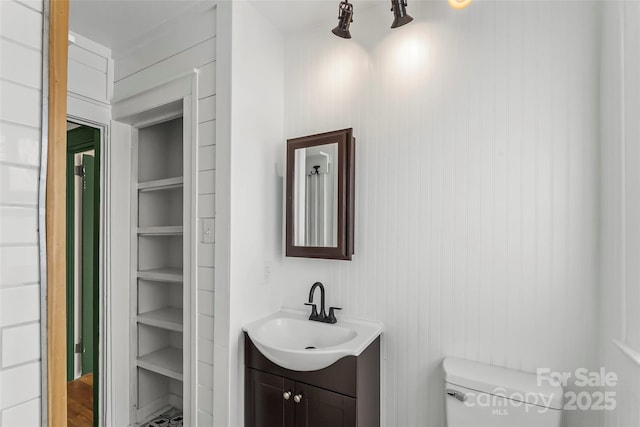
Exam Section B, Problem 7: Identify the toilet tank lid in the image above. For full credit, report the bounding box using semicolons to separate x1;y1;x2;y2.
443;358;564;410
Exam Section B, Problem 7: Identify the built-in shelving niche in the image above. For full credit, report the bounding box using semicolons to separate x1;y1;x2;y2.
132;112;189;426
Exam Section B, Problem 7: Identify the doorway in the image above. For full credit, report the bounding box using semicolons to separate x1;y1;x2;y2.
66;122;100;427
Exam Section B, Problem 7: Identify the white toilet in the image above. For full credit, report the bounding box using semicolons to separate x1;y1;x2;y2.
443;358;564;427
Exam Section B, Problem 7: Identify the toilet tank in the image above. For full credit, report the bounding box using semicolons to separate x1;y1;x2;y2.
443;358;563;427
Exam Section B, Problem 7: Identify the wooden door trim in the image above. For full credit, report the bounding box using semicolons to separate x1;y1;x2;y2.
47;0;70;425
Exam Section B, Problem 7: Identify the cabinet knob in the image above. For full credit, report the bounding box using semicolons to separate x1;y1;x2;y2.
283;391;292;400
293;394;303;403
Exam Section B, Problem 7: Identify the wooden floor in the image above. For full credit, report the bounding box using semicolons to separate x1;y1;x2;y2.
67;373;93;427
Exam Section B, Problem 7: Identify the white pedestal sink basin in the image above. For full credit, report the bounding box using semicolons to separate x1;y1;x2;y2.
243;309;383;371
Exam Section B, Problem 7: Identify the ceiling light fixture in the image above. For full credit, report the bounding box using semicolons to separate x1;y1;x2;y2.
448;0;473;9
390;0;413;29
332;1;354;39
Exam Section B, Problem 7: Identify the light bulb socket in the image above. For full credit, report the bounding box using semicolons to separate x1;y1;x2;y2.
332;1;354;39
390;0;413;28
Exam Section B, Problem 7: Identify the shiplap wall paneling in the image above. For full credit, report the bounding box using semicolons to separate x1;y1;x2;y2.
196;58;216;426
67;31;113;105
0;0;43;425
113;5;216;102
277;2;601;427
66;31;113;126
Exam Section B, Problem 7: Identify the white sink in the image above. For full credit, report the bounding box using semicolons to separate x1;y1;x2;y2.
243;309;383;371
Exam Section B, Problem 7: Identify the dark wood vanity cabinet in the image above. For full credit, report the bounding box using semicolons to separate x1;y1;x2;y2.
244;332;380;427
246;369;356;427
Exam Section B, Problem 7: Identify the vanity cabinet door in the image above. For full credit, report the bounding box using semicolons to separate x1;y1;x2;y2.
294;382;357;427
246;369;295;427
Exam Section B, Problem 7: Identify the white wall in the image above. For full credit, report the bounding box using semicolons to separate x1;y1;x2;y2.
0;0;44;425
112;5;217;424
600;3;640;426
221;2;285;425
276;2;601;426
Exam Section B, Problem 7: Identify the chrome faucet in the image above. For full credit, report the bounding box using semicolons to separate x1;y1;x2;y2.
305;282;341;324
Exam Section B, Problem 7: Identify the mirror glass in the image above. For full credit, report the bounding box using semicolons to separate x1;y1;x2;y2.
286;128;354;260
292;143;339;247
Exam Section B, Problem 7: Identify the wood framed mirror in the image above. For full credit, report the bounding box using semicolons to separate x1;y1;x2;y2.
286;128;355;260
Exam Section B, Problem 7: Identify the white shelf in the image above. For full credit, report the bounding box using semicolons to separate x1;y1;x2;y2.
137;347;183;381
137;268;183;283
137;307;183;332
137;226;183;236
138;177;183;192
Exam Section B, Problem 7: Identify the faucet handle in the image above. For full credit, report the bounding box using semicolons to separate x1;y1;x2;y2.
304;302;318;320
327;307;342;324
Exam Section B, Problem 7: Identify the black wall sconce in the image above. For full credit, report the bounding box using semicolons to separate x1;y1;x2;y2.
390;0;413;28
332;1;354;39
332;0;414;38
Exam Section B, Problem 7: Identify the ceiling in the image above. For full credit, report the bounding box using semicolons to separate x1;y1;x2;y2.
69;0;203;52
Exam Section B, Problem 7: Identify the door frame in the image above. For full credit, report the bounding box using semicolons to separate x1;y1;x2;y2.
68;114;111;427
65;124;102;427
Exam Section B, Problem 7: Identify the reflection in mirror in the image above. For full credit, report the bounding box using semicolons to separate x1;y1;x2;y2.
293;143;339;247
286;128;355;260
